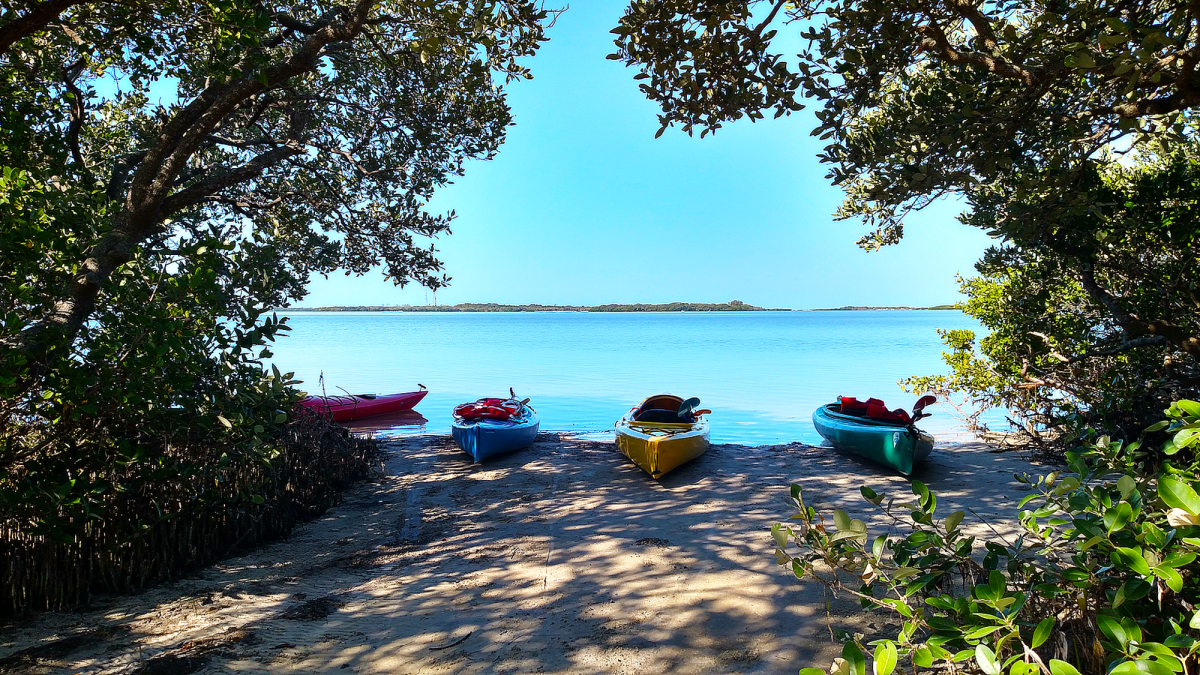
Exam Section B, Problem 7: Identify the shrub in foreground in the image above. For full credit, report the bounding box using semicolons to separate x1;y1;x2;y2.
0;410;378;617
773;401;1200;675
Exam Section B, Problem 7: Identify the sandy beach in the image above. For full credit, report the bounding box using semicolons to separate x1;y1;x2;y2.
0;434;1042;675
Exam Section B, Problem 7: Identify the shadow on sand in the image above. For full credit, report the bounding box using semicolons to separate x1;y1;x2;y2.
0;434;1040;674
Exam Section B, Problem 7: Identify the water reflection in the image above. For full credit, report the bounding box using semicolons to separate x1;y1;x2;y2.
344;410;429;438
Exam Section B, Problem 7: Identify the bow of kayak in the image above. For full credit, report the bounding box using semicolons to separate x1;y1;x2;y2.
812;403;933;475
615;417;710;479
452;410;540;462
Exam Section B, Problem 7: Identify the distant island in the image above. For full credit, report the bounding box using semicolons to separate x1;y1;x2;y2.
281;301;962;313
283;300;788;312
810;304;960;311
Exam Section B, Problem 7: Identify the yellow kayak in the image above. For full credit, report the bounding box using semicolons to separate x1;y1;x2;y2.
614;395;711;478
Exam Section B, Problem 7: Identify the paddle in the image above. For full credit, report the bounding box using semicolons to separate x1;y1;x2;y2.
911;395;937;422
677;397;701;418
509;388;532;415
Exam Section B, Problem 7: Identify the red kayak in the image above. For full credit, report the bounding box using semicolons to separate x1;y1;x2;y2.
298;387;428;422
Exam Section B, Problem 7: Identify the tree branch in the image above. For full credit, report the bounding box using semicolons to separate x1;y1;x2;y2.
943;0;1001;53
0;0;80;56
1103;91;1200;118
61;59;93;183
105;150;147;202
159;143;305;215
1078;263;1200;357
752;0;788;39
916;20;1038;85
1066;335;1169;363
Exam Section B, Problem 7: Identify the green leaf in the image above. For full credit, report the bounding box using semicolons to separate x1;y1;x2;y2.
945;510;964;533
975;644;1001;675
1109;660;1175;675
989;570;1006;596
1098;614;1128;646
1153;565;1184;593
1164;634;1195;649
1112;547;1153;576
844;641;866;675
912;480;929;500
833;509;852;532
1161;551;1196;567
912;646;933;668
1066;52;1097;68
1032;617;1054;648
873;641;897;675
771;523;788;550
1174;427;1200;449
1049;660;1083;675
1189;610;1200;630
1137;642;1183;670
1159;477;1200;516
1105;502;1133;533
966;625;1003;640
799;670;826;675
878;598;913;618
831;529;869;543
1118;475;1137;499
872;534;887;558
1175;400;1200;418
1121;616;1143;644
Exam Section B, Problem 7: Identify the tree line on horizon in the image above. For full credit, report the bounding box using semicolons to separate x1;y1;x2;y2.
286;300;783;311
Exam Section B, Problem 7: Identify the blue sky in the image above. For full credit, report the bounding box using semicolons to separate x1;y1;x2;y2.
301;1;995;310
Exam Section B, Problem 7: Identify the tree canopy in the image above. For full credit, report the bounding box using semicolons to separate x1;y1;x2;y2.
1;0;555;383
611;0;1200;248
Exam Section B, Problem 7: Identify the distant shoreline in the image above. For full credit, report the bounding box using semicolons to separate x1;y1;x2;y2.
809;304;960;311
277;302;961;313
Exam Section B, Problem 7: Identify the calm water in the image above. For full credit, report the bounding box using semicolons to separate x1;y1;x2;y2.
268;310;989;445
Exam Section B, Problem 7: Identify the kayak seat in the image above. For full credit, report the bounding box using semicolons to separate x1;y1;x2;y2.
634;408;689;424
839;396;913;424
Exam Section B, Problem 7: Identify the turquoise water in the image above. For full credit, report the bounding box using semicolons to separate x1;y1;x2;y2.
268;310;988;445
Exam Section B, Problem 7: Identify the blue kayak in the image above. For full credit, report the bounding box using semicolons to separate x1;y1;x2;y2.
452;408;540;462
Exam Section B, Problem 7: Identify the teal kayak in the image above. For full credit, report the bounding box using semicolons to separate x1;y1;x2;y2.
812;403;934;475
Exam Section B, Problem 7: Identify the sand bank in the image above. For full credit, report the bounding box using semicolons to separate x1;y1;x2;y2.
0;434;1043;674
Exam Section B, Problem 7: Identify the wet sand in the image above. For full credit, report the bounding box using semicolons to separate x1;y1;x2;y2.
0;434;1042;674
